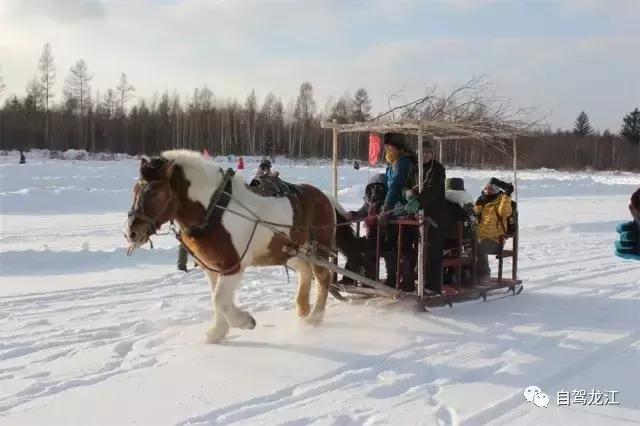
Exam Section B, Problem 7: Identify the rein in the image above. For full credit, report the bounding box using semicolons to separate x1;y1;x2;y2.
127;181;175;238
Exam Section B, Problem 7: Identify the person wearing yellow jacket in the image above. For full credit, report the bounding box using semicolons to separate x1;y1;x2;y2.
474;178;514;281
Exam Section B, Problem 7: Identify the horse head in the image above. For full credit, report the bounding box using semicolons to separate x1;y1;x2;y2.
124;156;178;254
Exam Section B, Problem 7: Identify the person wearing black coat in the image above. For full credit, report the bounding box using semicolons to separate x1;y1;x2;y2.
411;140;446;294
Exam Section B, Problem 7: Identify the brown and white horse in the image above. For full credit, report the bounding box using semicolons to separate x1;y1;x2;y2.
124;150;364;343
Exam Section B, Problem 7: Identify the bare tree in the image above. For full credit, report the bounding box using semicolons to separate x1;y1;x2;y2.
38;43;56;111
373;76;540;144
102;88;117;119
0;67;6;99
63;59;93;115
294;82;316;156
245;89;257;154
116;73;135;117
24;77;43;111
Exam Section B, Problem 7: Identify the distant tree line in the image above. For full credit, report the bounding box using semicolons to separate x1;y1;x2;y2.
0;43;638;171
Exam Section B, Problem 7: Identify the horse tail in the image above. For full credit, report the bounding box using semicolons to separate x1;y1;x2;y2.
327;195;369;279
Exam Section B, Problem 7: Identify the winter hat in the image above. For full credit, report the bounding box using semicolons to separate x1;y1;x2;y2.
421;138;435;152
383;133;406;150
632;187;640;210
259;159;272;171
485;179;499;193
446;177;465;191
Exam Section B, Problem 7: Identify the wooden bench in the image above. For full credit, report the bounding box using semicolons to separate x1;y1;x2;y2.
496;229;519;283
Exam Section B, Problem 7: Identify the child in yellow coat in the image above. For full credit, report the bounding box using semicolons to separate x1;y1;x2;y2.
474;178;514;281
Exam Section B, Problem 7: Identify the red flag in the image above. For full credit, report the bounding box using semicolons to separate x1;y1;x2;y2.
368;134;381;166
202;149;210;159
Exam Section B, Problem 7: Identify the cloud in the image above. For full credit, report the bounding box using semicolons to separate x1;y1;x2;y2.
6;0;105;23
0;0;637;131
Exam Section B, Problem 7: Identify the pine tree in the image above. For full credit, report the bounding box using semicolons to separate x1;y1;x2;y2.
620;107;640;144
573;111;593;137
330;96;350;123
351;87;372;122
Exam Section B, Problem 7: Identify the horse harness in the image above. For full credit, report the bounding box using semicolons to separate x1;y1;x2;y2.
172;168;259;275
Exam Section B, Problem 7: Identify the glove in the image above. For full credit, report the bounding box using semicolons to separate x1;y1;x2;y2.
490;178;514;196
405;197;421;214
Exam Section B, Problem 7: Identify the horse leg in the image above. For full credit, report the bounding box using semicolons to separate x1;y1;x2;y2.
202;270;229;344
293;260;313;318
215;272;256;330
306;265;331;326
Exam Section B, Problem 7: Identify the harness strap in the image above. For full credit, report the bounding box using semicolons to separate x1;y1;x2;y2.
189;168;235;237
175;221;258;276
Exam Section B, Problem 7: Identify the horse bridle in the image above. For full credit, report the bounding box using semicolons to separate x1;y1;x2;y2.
127;180;175;238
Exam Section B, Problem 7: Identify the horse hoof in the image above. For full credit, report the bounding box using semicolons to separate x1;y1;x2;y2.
206;324;229;344
235;312;256;329
304;315;324;327
246;316;257;329
296;305;311;318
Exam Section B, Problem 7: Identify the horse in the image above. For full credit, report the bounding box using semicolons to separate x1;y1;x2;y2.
123;150;364;343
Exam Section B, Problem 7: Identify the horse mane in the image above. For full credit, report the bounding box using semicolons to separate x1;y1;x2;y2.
140;156;170;181
161;149;223;186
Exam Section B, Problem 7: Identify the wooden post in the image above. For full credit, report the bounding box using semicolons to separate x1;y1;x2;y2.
417;128;425;298
331;120;339;283
332;119;338;200
512;135;518;203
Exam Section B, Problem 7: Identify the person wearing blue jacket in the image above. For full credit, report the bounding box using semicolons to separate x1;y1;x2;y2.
381;133;416;291
615;187;640;260
383;134;413;212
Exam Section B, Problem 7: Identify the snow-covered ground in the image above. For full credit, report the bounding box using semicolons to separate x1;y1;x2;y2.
1;155;639;425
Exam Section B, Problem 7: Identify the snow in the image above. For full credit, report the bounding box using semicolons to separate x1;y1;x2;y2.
1;156;639;425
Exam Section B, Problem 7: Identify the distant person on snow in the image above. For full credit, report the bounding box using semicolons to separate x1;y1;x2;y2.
237;156;245;170
19;150;25;164
615;187;640;260
353;160;360;170
474;178;514;282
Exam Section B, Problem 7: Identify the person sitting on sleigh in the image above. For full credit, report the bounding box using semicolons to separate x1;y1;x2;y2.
345;173;390;281
474;178;514;283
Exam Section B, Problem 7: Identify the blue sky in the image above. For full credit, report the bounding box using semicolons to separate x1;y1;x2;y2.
1;0;638;131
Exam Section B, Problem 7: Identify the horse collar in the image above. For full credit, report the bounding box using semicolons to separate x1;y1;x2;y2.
188;168;235;237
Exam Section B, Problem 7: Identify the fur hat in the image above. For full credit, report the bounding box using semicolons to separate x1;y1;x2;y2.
445;177;465;191
485;179;499;193
422;138;434;152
